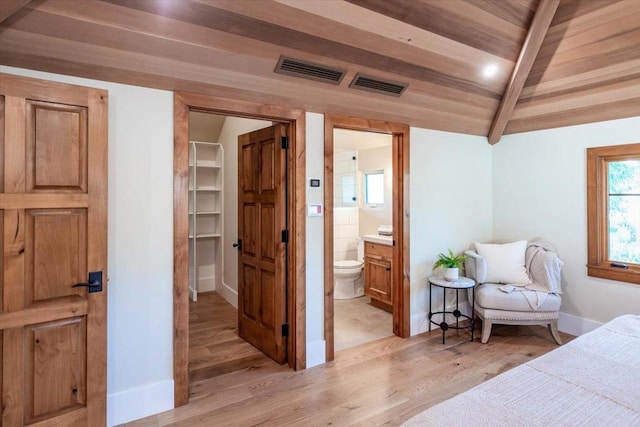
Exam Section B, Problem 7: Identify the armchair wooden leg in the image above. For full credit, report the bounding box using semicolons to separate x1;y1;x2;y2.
481;319;492;344
549;320;563;345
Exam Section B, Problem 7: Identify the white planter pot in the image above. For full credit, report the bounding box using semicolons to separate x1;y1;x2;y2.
444;267;459;281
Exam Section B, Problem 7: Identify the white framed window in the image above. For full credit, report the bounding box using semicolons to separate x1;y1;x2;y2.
364;170;384;206
587;143;640;284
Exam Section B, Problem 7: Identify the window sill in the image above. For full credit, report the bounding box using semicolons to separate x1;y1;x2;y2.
587;264;640;285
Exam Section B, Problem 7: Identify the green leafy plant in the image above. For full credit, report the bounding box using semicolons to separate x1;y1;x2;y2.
432;249;468;270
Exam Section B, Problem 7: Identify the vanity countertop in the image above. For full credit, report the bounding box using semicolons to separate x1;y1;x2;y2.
361;234;393;246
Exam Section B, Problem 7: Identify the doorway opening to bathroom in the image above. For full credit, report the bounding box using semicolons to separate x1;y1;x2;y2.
323;114;410;362
173;92;306;407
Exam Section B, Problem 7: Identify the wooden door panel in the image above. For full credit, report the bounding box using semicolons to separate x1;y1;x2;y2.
4;209;25;313
0;331;2;415
3;328;24;426
242;204;257;257
26;209;87;305
260;204;275;262
1;74;108;426
4;96;26;194
260;141;275;192
1;95;4;194
25;317;86;424
241;265;257;321
260;270;275;330
26;101;88;193
0;211;3;313
241;143;256;194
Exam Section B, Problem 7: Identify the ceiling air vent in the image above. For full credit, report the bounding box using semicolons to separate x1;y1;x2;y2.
349;73;408;97
275;56;346;85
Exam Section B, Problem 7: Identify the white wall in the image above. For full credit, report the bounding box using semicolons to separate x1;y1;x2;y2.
218;116;272;308
358;144;393;235
305;112;326;368
410;128;494;335
493;117;640;333
0;66;175;426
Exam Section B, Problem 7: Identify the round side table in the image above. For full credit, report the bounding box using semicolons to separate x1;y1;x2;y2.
428;276;476;344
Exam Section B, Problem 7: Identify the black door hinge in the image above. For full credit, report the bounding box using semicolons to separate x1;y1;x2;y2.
281;323;289;337
281;136;289;149
281;230;289;243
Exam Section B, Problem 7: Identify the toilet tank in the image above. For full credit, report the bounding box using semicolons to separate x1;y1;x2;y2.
357;238;365;262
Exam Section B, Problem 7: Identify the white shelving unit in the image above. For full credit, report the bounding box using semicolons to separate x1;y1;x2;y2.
189;141;223;302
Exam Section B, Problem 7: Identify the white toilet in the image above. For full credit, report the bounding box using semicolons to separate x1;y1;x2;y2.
334;239;365;299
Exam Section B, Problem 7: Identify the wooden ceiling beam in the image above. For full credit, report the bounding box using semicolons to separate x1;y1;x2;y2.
488;0;560;145
0;0;32;24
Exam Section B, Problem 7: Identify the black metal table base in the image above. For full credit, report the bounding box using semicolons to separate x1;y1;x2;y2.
428;282;475;344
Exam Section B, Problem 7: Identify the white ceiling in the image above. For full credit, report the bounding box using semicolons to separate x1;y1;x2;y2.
334;128;392;153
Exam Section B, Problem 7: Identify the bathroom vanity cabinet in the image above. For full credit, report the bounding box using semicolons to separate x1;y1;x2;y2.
364;241;393;312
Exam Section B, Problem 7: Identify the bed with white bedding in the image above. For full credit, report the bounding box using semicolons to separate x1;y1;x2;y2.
402;315;640;427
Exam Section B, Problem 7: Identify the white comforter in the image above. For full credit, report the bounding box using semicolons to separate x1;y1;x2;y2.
402;315;640;427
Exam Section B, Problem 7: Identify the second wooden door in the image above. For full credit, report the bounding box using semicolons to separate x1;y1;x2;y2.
237;124;287;364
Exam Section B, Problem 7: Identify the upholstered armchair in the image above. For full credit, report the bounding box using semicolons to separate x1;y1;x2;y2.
465;239;563;344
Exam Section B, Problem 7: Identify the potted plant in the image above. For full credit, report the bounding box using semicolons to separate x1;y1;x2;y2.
433;249;468;281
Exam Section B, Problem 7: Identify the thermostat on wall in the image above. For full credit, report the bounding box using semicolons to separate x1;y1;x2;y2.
309;178;321;188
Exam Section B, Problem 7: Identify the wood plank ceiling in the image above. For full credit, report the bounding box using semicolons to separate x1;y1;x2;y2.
0;0;638;142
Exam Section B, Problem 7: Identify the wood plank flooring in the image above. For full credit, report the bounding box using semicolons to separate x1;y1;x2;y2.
188;292;276;383
126;292;572;427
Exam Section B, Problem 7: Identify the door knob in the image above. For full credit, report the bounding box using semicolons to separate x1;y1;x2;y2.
233;239;243;250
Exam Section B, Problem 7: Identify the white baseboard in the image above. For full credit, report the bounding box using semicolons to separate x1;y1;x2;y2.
306;340;326;368
107;379;174;427
558;312;603;336
218;281;238;309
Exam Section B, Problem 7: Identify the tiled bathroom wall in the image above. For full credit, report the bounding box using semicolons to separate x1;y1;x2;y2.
334;207;359;261
333;150;357;208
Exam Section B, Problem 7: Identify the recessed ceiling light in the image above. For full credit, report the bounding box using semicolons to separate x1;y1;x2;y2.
483;64;498;78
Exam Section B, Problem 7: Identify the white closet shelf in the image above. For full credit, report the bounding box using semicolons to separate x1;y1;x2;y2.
189;211;221;215
189;186;220;191
189;160;221;168
188;140;223;303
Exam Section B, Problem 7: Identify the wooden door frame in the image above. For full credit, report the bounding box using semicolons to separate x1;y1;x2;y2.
173;91;306;406
324;114;410;361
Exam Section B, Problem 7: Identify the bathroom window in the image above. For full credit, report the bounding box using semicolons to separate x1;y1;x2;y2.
364;170;384;206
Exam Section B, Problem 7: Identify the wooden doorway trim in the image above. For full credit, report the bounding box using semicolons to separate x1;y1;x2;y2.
173;91;306;407
323;114;410;361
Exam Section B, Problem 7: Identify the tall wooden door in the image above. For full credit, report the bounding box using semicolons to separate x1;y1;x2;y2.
237;124;287;364
0;73;108;426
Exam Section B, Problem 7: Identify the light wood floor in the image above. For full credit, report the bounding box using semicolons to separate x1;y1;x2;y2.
188;292;276;382
126;293;572;427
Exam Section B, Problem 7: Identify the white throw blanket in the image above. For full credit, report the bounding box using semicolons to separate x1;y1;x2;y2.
402;315;640;427
499;239;563;310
